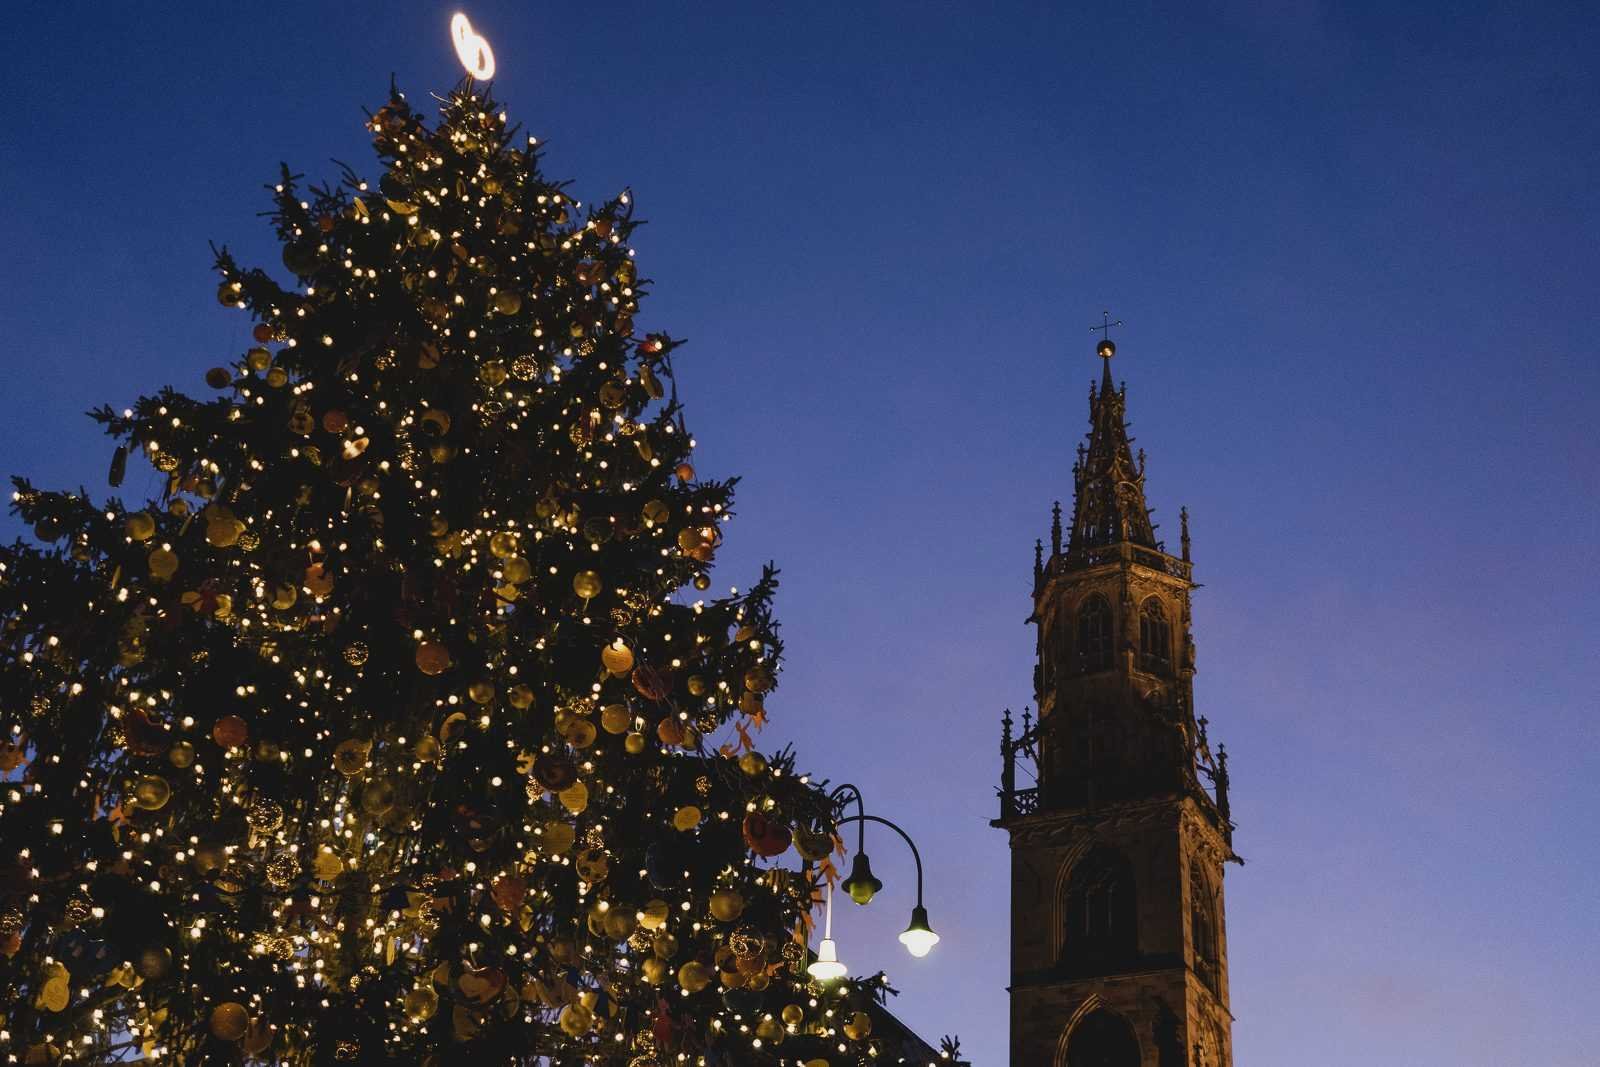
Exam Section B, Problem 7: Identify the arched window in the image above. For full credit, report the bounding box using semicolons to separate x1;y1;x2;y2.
1190;859;1219;989
1139;597;1171;670
1076;596;1113;674
1062;846;1136;969
1067;1009;1141;1067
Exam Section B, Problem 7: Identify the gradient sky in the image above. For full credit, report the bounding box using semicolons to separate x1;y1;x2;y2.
3;3;1598;1063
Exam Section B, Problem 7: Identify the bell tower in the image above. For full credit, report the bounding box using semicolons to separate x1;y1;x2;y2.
995;331;1239;1066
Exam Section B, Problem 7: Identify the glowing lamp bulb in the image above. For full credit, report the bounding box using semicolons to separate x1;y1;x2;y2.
898;904;940;958
806;937;847;982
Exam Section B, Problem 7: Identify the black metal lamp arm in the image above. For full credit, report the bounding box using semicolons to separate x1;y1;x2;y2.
834;813;925;908
828;783;869;853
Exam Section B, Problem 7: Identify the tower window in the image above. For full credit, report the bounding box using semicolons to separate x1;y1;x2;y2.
1139;597;1171;670
1075;595;1113;673
1066;1008;1141;1067
1061;846;1136;968
1190;859;1220;990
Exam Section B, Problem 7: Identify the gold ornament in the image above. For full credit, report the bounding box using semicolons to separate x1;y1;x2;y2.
573;569;602;600
403;984;439;1022
600;703;631;734
210;1002;250;1042
343;642;369;666
265;852;299;888
246;798;283;833
147;547;179;581
415;641;452;675
601;639;634;675
676;961;711;993
639;899;670;931
672;805;701;831
131;774;171;810
333;738;371;777
312;847;343;882
558;780;589;814
543;820;576;853
708;888;744;922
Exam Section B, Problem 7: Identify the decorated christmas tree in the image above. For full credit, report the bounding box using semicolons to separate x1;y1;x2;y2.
0;80;923;1064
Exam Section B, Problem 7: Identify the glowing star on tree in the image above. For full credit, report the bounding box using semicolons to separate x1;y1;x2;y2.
450;12;495;80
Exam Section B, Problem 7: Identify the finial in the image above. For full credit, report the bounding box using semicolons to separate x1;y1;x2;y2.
1033;539;1043;582
1180;506;1191;563
1090;310;1123;361
1050;501;1063;557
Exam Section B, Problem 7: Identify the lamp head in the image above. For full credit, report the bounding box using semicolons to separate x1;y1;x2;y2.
806;937;847;982
842;852;882;906
898;903;940;958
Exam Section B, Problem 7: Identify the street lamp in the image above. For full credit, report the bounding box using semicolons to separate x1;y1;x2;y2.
806;882;848;982
828;784;940;961
899;903;940;958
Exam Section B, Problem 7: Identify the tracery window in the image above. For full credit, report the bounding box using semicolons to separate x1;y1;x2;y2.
1076;595;1113;673
1062;846;1136;966
1139;597;1171;670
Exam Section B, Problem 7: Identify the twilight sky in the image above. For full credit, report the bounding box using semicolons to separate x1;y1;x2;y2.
3;2;1597;1063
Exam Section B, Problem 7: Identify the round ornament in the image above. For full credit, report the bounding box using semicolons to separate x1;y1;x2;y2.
573;570;603;600
147;547;178;581
543;820;576;854
131;774;171;810
708;888;745;923
532;753;577;792
677;961;711;993
212;715;248;749
741;812;792;858
558;780;589;814
126;512;156;541
404;985;439;1021
601;640;635;675
415;642;452;675
210;1002;249;1042
639;899;670;931
600;703;631;734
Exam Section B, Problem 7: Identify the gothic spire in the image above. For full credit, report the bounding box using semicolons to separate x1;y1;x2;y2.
1066;337;1157;556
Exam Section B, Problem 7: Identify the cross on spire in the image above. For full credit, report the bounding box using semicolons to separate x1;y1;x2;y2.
1091;311;1124;367
1090;310;1123;343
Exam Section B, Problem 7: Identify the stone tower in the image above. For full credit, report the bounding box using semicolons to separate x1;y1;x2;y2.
995;335;1238;1066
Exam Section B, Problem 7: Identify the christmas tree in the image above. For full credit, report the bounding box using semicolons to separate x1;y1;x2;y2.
0;82;913;1065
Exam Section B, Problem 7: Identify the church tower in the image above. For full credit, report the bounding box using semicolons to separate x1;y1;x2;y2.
995;332;1238;1066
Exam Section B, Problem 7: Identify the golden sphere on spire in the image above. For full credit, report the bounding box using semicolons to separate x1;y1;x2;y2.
1097;338;1116;359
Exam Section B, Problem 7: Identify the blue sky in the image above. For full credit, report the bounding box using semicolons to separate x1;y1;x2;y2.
2;2;1597;1062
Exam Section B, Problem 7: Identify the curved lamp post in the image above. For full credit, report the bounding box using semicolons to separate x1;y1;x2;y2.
818;784;941;963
